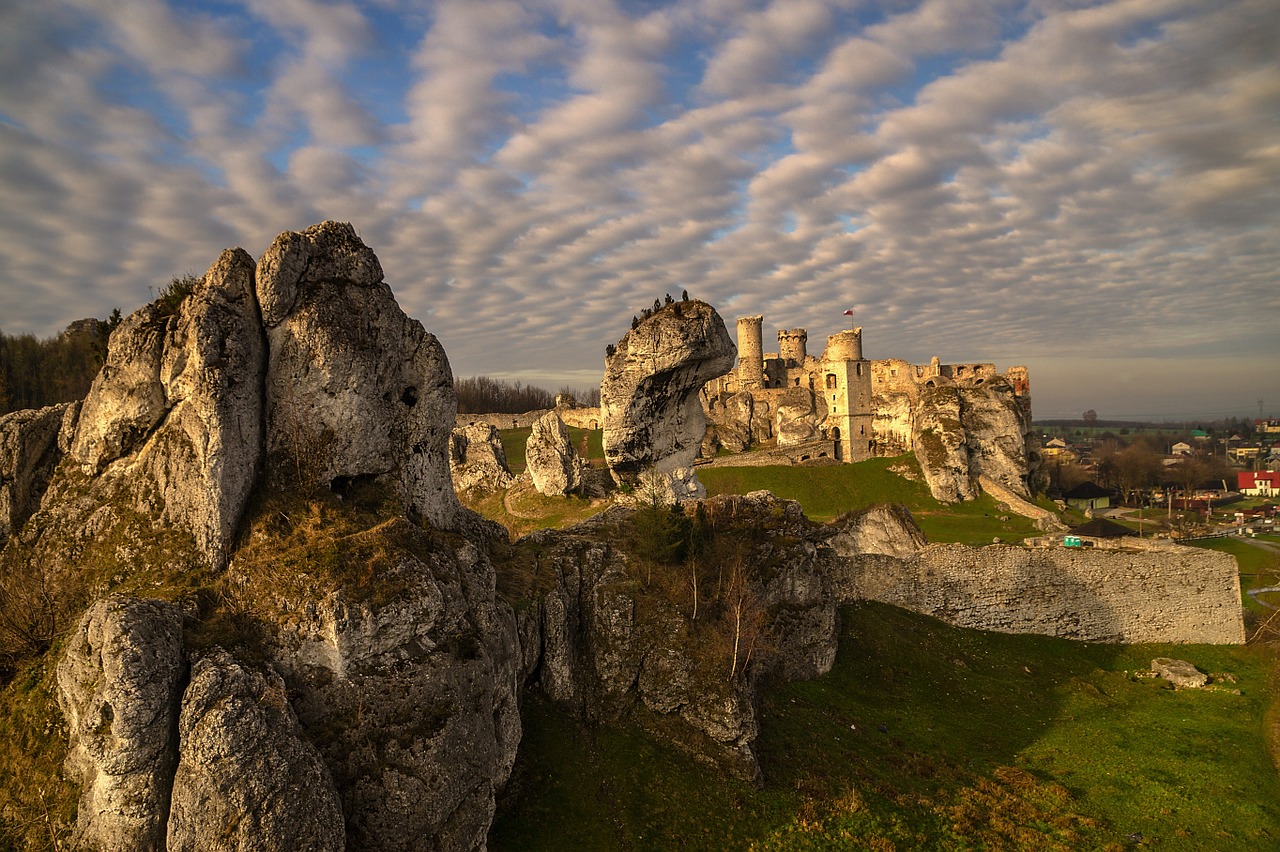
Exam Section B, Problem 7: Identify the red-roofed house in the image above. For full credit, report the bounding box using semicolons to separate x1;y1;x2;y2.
1239;471;1280;497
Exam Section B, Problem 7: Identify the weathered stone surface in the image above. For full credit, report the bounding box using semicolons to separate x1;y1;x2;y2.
705;391;761;453
66;248;266;567
827;503;927;558
519;494;837;781
0;401;77;545
56;597;184;852
912;385;978;503
525;411;586;496
774;387;820;447
836;543;1245;644
449;421;514;494
250;517;522;852
961;378;1033;498
167;649;344;852
257;221;461;530
1151;657;1209;689
601;300;734;488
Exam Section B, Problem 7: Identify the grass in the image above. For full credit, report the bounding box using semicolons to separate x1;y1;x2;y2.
499;427;604;474
491;602;1280;850
463;480;608;539
699;456;1051;545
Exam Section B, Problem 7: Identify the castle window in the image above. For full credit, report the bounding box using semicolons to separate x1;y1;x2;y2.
825;374;837;389
856;363;863;376
794;377;800;386
890;368;897;377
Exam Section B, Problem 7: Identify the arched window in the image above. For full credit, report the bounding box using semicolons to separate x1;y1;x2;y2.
825;374;837;389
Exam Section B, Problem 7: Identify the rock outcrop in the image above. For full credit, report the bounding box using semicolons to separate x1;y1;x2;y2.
516;493;838;781
64;248;266;568
449;421;515;494
167;650;344;852
236;510;523;852
601;301;734;491
525;411;586;496
56;597;185;852
0;401;77;546
912;384;978;503
827;503;927;558
257;221;461;530
774;387;821;447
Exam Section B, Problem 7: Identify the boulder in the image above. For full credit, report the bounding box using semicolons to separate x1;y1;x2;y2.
449;422;514;494
0;401;78;546
525;411;586;496
166;650;344;852
827;503;927;558
1151;657;1209;689
56;597;185;852
601;300;734;488
256;221;461;531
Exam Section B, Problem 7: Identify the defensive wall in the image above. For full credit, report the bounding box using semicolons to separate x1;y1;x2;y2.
455;406;601;431
833;544;1244;644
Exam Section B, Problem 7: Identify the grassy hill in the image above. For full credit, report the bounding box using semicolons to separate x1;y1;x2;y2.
492;602;1280;850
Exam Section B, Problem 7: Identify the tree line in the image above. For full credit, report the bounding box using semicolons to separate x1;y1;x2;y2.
455;376;600;413
0;312;121;415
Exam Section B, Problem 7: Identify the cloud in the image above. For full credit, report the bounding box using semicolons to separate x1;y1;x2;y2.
0;0;1276;419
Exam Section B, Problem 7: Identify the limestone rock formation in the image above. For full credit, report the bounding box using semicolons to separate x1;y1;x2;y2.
167;650;344;852
705;391;764;453
450;421;515;494
827;503;927;558
601;300;734;490
525;411;586;496
912;385;980;503
517;493;838;781
66;248;266;567
56;597;185;852
959;377;1034;498
239;513;523;852
774;387;821;447
0;401;77;546
257;221;461;530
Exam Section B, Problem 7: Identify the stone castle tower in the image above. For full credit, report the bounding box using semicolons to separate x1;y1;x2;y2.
736;315;764;390
820;327;873;462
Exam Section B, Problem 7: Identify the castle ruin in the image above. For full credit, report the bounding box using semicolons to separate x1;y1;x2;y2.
703;314;1031;465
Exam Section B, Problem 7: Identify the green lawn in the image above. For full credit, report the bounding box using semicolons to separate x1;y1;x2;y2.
698;457;1049;545
492;602;1280;850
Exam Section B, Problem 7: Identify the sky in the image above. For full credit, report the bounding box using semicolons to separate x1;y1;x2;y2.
1;0;1277;422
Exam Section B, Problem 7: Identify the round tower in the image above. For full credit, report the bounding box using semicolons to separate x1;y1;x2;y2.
736;315;764;389
823;327;863;362
778;328;808;365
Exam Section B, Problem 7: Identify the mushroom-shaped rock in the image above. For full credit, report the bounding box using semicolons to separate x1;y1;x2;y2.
526;411;586;496
256;221;461;530
166;649;344;852
450;422;515;494
56;597;185;852
601;300;734;488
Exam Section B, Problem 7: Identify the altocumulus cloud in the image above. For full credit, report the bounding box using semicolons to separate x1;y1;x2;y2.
0;0;1276;419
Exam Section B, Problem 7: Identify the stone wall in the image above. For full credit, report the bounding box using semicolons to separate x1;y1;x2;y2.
455;406;601;432
836;543;1244;644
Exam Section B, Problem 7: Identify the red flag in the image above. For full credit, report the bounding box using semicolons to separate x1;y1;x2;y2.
843;309;854;316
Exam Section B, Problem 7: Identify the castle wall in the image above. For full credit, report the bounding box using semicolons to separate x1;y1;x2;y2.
837;544;1244;644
